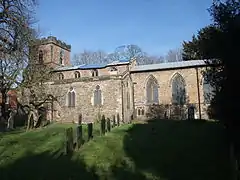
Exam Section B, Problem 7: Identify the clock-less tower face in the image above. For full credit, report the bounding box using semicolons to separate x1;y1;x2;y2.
33;36;71;68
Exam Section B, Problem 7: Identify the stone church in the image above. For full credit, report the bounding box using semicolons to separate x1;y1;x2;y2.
34;36;213;123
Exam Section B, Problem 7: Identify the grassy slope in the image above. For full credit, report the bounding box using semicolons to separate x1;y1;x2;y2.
0;120;232;180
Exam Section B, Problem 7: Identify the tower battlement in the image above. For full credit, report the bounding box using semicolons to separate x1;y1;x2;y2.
39;36;71;51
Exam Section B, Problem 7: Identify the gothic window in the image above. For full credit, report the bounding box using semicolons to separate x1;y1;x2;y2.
39;50;43;64
146;75;159;104
58;73;64;80
203;78;214;104
59;49;64;65
93;85;102;106
67;87;76;107
171;73;186;105
92;69;98;77
74;71;81;78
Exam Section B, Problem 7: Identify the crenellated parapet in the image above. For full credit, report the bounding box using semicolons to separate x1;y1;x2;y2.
38;36;71;51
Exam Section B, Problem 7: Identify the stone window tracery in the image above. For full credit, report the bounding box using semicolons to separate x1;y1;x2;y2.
171;73;186;105
146;75;159;104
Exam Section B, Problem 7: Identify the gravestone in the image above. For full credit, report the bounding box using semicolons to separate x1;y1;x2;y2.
107;118;111;132
116;113;120;126
112;115;116;127
100;115;106;135
87;123;93;141
76;122;83;149
65;127;74;155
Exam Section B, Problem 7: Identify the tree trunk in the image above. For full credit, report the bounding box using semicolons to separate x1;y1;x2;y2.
1;89;7;120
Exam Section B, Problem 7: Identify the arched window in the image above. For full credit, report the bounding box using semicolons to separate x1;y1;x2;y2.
171;73;186;105
60;50;64;65
203;78;214;104
137;107;145;116
39;50;43;64
67;87;76;107
137;109;141;116
146;75;159;104
58;73;64;80
92;69;98;77
74;71;81;78
93;85;102;106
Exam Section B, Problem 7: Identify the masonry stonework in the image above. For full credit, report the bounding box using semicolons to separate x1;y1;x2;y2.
131;67;209;119
31;37;211;123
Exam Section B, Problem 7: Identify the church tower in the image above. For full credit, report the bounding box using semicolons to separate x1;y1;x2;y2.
31;36;71;68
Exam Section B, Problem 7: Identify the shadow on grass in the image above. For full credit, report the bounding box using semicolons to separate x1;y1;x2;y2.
0;150;99;180
123;119;232;180
0;150;149;180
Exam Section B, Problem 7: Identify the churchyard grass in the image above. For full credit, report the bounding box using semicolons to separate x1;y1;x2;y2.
0;119;232;180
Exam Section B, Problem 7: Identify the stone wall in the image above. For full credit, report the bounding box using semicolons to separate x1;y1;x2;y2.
53;64;129;80
131;67;210;119
48;77;124;123
38;43;71;68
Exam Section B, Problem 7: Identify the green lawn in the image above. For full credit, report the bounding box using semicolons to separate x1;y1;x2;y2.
0;120;232;180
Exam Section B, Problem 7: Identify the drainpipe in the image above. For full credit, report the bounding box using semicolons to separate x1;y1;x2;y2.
132;82;136;119
121;80;124;122
195;67;202;120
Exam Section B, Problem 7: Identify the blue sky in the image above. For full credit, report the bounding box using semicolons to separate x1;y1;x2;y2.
36;0;212;56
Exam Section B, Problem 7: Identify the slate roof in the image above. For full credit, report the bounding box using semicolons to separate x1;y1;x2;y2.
130;60;209;72
54;59;130;71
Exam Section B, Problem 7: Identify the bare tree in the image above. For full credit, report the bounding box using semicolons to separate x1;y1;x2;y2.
144;55;165;64
18;38;67;130
165;48;183;62
114;44;146;65
72;45;167;66
0;0;37;119
72;50;108;65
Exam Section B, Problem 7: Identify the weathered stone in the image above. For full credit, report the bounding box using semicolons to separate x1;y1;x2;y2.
76;124;82;149
117;113;120;126
106;118;111;132
29;38;212;123
100;115;106;135
65;127;74;155
87;123;93;141
112;115;116;127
